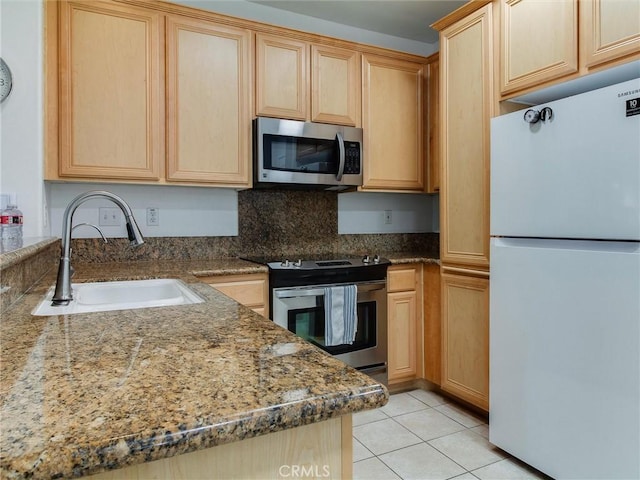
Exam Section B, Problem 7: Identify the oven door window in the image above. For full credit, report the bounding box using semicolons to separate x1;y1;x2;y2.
264;134;338;175
287;301;377;355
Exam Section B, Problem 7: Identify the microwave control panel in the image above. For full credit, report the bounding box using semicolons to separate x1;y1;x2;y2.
344;142;361;174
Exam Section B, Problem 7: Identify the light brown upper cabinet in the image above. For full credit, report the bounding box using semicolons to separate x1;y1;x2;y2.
53;1;252;187
311;45;361;126
255;34;308;121
500;0;578;96
57;0;164;180
256;35;360;126
500;0;640;98
166;16;252;185
581;0;640;69
361;54;424;191
426;52;440;193
439;4;493;269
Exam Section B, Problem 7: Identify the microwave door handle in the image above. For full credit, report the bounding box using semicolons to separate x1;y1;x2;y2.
335;132;345;181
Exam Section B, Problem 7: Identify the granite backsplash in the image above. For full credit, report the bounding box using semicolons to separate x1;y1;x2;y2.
70;189;439;263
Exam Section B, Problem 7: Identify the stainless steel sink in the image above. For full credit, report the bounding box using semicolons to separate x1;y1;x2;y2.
32;279;204;316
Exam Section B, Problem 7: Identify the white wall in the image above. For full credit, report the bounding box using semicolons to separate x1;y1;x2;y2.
0;0;45;237
48;183;238;238
339;192;438;234
0;0;438;240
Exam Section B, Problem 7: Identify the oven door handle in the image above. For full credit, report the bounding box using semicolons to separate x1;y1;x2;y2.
274;281;386;299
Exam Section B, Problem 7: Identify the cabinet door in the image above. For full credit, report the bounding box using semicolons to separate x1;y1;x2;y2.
500;0;578;96
441;271;489;411
581;0;640;69
200;273;269;317
440;5;492;269
426;53;440;193
388;265;421;383
311;45;360;126
362;54;424;191
166;16;251;186
256;34;308;120
58;0;163;180
388;291;418;382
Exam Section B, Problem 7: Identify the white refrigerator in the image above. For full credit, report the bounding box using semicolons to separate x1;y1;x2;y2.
490;78;640;479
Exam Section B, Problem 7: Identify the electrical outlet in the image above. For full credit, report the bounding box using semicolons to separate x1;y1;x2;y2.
384;210;392;225
99;207;121;226
146;207;159;226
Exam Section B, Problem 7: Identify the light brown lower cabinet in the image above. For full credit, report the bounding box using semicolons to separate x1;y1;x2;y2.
387;264;422;384
423;263;441;385
200;273;269;317
441;270;489;411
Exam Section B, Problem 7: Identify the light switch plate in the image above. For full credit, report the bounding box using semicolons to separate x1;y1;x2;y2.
99;207;121;226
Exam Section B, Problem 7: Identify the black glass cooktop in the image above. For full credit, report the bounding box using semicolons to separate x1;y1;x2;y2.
240;253;365;265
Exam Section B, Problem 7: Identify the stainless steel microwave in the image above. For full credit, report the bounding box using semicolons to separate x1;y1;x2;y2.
253;117;363;190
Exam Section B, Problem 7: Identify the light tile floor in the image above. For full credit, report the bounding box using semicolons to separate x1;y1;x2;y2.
353;390;551;480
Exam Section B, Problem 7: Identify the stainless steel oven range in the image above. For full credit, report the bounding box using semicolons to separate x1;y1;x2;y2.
245;255;390;385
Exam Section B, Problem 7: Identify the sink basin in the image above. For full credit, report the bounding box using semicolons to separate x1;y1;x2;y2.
32;279;204;316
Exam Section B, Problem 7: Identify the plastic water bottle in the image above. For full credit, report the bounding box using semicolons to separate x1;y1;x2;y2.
1;196;23;250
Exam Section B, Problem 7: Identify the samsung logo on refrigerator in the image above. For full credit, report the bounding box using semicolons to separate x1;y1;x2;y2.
618;88;640;97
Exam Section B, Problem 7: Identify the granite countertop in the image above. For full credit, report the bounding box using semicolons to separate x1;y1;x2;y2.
383;252;441;265
0;260;388;479
0;237;59;270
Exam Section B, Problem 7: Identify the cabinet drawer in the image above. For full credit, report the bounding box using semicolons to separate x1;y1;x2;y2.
199;273;268;308
388;267;418;292
212;281;265;306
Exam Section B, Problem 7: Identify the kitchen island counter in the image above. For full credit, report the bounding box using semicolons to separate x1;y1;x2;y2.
0;260;387;479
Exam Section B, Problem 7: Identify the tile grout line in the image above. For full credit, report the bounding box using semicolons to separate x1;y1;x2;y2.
426;427;511;477
352;391;496;480
371;439;472;480
353;421;496;478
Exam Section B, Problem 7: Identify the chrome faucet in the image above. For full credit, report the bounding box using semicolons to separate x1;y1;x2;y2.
51;191;145;306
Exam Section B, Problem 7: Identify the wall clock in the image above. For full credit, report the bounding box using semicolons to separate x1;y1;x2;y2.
0;58;13;103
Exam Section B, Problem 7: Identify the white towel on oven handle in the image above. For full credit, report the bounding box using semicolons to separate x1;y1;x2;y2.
324;284;358;346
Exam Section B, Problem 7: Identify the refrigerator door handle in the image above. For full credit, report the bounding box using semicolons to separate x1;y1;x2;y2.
492;237;640;254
